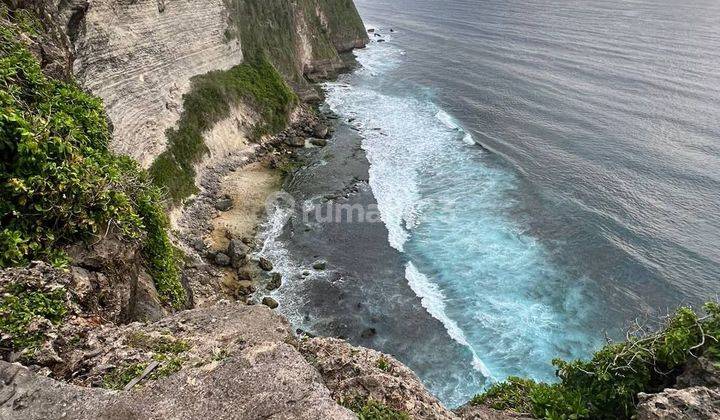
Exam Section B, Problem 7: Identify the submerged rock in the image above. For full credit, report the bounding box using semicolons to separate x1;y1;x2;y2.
262;297;279;309
310;138;328;147
258;257;274;272
312;260;327;270
266;273;282;291
360;327;377;339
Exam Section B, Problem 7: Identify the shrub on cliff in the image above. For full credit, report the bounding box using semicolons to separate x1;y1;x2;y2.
471;302;720;419
150;55;297;203
0;19;185;307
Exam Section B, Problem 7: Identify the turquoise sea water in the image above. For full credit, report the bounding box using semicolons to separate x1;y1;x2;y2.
266;0;720;406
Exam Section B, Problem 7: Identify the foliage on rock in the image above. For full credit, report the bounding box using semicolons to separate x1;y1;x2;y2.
0;278;68;354
150;55;297;203
342;397;410;420
471;303;720;419
0;17;185;307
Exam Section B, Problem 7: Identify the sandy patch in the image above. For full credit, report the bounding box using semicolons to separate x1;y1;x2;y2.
210;162;282;250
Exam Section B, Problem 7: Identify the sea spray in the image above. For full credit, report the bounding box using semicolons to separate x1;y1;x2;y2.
324;41;599;387
406;262;494;379
262;38;600;406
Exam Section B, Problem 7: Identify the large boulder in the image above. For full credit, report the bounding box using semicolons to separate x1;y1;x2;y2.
227;239;250;269
0;304;355;420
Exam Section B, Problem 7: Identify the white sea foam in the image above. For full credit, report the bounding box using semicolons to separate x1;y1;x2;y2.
323;43;499;383
435;110;476;145
406;262;494;379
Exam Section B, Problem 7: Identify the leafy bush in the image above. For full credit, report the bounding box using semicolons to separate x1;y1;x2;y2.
0;19;185;306
471;303;720;419
342;397;410;420
150;55;296;203
0;281;67;352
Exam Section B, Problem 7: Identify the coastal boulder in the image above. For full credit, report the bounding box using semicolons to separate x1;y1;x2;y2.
312;123;330;139
258;257;274;272
262;297;279;309
310;138;328;147
227;239;250;268
266;273;282;291
214;252;231;267
214;197;233;211
285;137;306;147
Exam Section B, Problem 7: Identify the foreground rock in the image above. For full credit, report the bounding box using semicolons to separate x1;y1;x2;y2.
0;303;354;420
301;337;456;419
637;386;720;420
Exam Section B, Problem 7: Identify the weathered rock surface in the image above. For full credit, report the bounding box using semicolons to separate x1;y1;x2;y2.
0;304;356;420
69;0;244;167
66;233;171;322
301;337;457;419
637;387;720;420
675;357;720;388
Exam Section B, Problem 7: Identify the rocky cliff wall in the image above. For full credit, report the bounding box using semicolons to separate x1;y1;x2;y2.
64;0;367;168
71;0;244;167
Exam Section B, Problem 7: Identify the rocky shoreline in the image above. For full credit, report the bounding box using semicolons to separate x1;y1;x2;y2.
1;99;506;420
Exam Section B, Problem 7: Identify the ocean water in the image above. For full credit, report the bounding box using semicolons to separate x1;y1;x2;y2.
262;0;720;407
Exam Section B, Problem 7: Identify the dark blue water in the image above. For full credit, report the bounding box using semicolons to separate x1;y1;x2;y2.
265;0;720;407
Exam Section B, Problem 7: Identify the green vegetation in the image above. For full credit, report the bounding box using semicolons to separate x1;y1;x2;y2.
342;397;410;420
224;0;338;83
102;362;147;390
313;0;368;50
0;17;185;306
103;333;190;389
149;353;185;380
0;282;67;353
471;303;720;419
126;332;190;354
376;356;391;372
149;55;296;203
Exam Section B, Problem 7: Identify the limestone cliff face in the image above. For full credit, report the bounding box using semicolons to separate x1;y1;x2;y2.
60;0;368;167
71;0;244;167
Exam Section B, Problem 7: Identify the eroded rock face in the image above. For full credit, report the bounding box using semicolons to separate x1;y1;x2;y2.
69;0;244;167
676;357;720;389
637;387;720;420
454;404;532;420
0;238;167;371
66;233;170;323
0;304;356;420
301;337;457;420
